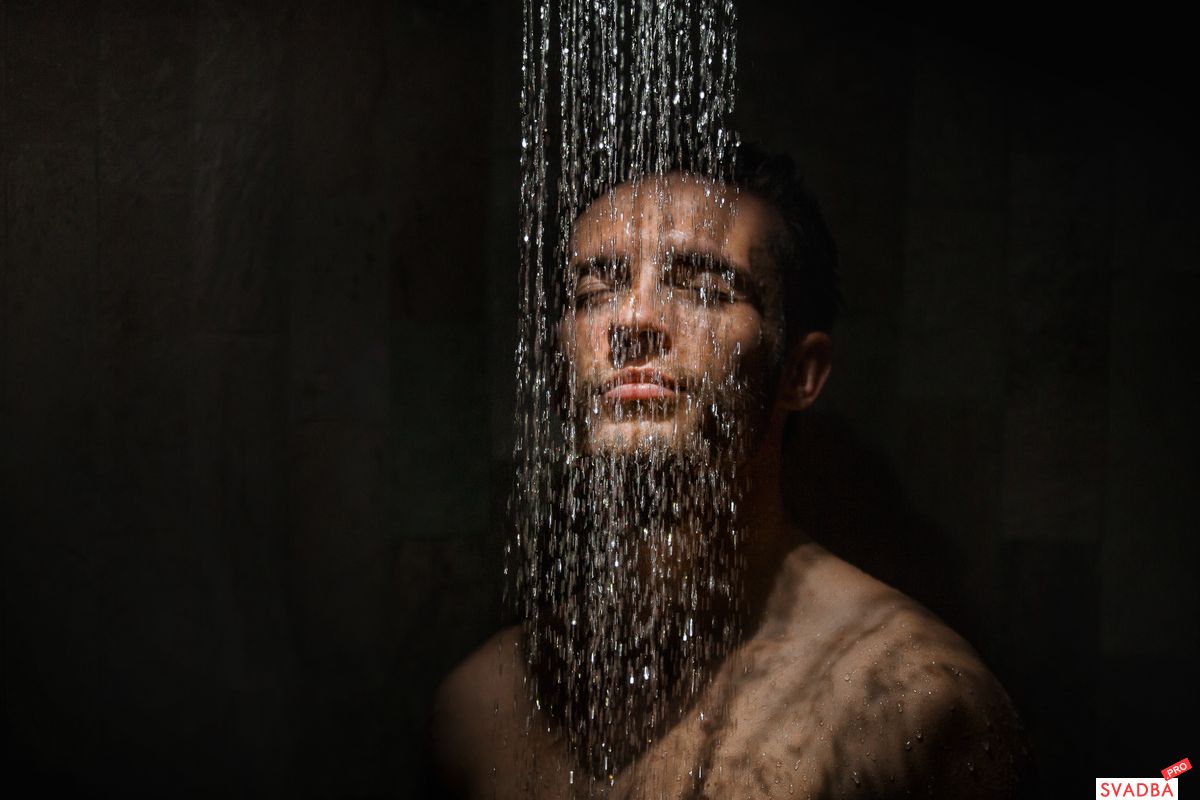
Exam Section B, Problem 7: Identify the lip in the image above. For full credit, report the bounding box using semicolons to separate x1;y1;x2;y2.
601;369;679;402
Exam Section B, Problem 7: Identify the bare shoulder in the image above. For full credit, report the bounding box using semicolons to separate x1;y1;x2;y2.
430;626;527;796
707;543;1029;798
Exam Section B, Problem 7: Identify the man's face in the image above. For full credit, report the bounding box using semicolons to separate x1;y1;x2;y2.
558;173;783;459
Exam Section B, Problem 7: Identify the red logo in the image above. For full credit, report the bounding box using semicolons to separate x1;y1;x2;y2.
1095;779;1177;797
1162;758;1192;781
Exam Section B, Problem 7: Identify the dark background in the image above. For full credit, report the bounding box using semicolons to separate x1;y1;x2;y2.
2;0;1196;796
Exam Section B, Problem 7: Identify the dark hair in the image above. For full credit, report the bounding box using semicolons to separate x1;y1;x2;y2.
728;143;841;340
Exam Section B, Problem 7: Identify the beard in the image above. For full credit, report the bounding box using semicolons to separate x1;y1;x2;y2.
517;367;771;781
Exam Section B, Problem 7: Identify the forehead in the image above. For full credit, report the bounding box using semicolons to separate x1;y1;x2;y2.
570;174;780;266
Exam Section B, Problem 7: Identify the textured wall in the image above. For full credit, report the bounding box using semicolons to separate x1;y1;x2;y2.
1;1;1195;797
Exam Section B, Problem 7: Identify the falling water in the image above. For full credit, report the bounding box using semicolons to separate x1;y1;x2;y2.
509;0;744;793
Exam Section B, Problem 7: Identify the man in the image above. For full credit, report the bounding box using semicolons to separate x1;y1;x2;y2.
432;149;1027;798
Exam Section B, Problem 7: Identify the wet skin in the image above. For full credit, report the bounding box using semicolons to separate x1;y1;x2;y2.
432;175;1027;798
434;546;1026;799
559;173;781;457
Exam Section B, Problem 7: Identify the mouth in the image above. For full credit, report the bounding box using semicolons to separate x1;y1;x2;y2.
600;369;679;403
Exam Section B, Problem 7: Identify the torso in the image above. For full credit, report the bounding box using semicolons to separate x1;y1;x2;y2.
432;542;1027;799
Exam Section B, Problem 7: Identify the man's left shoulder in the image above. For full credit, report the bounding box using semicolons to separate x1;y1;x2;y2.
841;590;1030;797
717;547;1030;797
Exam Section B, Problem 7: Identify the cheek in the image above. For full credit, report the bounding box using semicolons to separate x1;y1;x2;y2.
727;308;766;351
681;308;766;373
561;313;610;368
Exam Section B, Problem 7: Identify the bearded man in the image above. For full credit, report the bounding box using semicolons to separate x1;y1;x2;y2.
431;149;1028;799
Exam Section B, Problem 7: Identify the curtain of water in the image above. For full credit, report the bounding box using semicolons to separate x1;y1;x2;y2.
511;0;741;792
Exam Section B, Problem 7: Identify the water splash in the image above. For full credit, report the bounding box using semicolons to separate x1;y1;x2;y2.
509;0;743;791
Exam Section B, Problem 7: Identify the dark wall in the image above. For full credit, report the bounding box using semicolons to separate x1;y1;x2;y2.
1;1;1195;797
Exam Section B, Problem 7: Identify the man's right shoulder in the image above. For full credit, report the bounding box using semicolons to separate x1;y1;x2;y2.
430;626;526;795
435;626;523;716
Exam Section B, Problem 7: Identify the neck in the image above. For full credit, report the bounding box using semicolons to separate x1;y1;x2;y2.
734;408;804;637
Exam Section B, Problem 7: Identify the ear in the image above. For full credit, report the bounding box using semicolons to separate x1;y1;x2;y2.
775;331;832;412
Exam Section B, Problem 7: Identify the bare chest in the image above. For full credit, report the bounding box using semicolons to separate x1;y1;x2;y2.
482;648;836;800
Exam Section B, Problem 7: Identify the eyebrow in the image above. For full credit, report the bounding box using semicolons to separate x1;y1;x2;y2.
667;248;743;277
672;248;766;304
568;253;626;275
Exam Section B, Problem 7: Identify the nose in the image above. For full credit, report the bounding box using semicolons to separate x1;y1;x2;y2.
609;270;671;369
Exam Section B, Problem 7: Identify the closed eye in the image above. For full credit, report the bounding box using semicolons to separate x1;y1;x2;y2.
571;255;629;308
668;251;749;305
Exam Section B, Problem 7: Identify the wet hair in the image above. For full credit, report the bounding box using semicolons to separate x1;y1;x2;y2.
727;143;841;340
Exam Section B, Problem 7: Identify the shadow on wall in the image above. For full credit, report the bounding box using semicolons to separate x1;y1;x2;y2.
780;411;972;639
